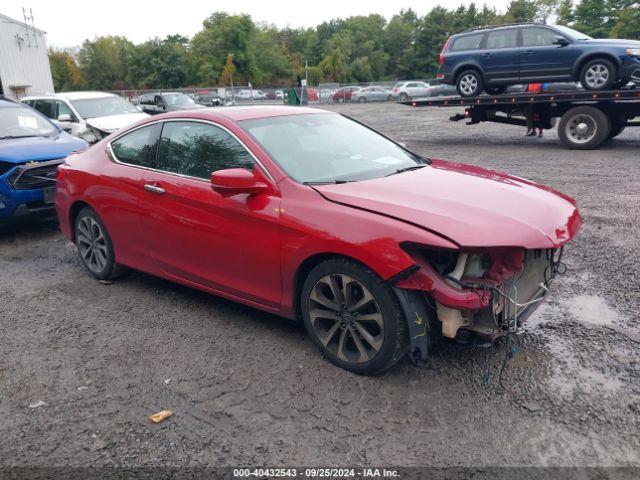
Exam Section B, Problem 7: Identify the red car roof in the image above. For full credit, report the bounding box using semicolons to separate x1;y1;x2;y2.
207;105;330;122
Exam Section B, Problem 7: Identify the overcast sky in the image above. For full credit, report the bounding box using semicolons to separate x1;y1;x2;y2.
5;0;511;48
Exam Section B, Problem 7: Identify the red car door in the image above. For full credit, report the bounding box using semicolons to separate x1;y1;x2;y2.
104;122;162;272
139;120;283;308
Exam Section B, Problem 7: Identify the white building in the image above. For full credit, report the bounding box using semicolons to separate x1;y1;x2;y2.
0;12;54;100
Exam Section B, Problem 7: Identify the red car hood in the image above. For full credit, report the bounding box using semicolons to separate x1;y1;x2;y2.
312;159;581;249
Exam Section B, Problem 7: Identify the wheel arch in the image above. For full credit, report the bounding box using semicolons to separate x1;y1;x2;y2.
453;63;484;83
68;200;94;242
573;52;621;79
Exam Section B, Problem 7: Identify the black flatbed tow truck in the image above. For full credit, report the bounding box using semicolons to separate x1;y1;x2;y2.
402;88;640;150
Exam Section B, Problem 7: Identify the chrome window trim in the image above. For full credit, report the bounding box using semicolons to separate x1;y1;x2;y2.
107;117;276;184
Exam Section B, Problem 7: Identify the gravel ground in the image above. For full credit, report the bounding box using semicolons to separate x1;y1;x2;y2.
1;103;639;470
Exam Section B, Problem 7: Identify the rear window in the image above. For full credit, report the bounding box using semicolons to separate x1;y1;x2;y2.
450;33;483;52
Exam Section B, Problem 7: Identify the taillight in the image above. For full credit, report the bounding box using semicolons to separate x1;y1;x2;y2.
439;37;452;65
392;88;398;93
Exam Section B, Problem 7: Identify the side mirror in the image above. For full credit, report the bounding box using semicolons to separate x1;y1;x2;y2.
210;168;268;197
58;113;72;122
552;36;569;46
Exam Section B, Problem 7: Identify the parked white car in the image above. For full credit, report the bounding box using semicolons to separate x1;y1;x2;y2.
252;90;267;100
22;92;149;143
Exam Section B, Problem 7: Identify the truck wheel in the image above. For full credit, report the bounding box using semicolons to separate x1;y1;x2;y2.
558;106;611;150
301;259;409;375
456;70;483;97
580;58;616;91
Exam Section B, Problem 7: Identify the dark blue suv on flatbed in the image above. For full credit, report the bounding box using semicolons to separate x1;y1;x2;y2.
437;23;640;97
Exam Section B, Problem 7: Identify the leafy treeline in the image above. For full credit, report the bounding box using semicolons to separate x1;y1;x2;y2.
49;0;640;91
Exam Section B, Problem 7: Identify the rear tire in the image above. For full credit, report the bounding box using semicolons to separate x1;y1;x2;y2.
456;69;483;97
358;97;367;103
557;106;611;150
74;207;124;280
485;85;507;95
399;93;408;101
301;259;409;375
580;58;616;91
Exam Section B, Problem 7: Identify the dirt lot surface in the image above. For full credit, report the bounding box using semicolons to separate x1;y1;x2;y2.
1;103;639;470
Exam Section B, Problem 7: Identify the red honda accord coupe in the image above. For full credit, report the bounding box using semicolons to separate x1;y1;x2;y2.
55;106;581;374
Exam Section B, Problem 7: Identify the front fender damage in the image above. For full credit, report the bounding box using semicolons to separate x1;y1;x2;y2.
390;245;564;346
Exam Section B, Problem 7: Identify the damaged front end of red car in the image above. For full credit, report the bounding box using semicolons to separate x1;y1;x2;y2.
392;243;566;361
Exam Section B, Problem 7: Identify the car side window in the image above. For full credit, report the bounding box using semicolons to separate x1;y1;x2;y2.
486;29;518;49
450;33;483;52
157;121;254;180
522;27;559;47
34;99;56;119
110;124;161;168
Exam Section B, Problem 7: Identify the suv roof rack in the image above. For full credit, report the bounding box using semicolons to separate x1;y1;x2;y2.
461;22;543;34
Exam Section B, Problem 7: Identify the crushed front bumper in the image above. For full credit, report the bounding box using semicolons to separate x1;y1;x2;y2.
0;159;62;224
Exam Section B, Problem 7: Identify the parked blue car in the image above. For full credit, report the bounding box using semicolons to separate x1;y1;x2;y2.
437;23;640;97
0;98;88;224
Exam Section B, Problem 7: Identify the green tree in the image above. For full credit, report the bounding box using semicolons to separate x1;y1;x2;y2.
573;0;614;37
78;36;132;90
384;11;417;79
49;49;85;91
191;13;257;85
320;49;350;82
504;0;539;22
556;0;575;25
611;5;640;38
126;36;188;89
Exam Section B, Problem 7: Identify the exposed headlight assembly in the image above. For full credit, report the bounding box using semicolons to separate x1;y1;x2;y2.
626;48;640;56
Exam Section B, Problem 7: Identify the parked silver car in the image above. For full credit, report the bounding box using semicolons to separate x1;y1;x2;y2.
351;86;393;103
390;81;430;101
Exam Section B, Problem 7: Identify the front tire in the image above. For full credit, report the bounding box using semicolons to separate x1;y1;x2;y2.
456;69;483;97
358;97;367;103
301;259;409;375
399;92;408;102
74;207;123;280
580;58;616;91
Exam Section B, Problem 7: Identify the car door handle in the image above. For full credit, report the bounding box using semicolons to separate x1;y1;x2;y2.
523;50;534;55
482;53;491;57
144;184;165;194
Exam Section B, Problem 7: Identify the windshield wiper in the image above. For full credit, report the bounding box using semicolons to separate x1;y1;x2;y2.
385;165;427;177
303;179;355;185
0;134;46;140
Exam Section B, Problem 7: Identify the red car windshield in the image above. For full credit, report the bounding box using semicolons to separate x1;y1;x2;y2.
241;113;425;184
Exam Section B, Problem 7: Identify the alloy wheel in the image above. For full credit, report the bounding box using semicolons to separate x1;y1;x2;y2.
76;216;108;274
308;274;384;364
459;74;479;95
585;64;610;89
